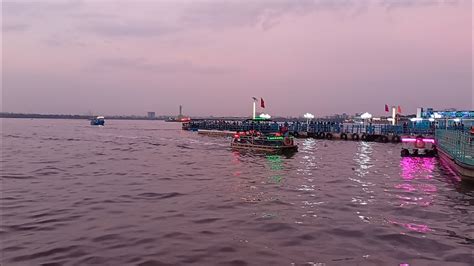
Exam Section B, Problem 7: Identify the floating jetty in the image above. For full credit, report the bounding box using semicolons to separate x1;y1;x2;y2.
197;129;236;137
182;119;438;143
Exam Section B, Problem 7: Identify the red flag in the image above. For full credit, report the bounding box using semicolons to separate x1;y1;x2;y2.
397;106;402;113
260;98;265;108
385;104;389;112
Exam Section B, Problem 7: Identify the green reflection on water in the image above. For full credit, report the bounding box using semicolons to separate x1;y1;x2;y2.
266;155;284;183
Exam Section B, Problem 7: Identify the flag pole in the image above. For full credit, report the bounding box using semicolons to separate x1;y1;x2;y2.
251;97;257;119
253;101;256;120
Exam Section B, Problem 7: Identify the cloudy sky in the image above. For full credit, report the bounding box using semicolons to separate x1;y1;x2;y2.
2;0;472;117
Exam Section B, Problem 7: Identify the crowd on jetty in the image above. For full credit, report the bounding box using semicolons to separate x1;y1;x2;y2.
182;119;451;136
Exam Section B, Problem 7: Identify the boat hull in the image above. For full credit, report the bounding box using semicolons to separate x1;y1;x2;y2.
90;120;105;126
198;129;236;137
438;148;474;182
231;142;298;153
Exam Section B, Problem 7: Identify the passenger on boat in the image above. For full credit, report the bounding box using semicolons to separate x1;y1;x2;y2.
280;122;289;137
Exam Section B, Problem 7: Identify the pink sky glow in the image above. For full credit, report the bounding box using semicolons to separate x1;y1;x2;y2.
2;0;472;117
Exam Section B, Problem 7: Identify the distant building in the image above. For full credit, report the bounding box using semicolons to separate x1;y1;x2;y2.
147;112;156;119
419;107;473;119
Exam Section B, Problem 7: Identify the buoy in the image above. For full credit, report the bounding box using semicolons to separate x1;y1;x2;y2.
391;135;401;143
283;137;292;146
352;133;360;141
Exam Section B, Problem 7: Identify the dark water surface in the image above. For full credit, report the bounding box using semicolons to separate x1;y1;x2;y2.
1;119;473;266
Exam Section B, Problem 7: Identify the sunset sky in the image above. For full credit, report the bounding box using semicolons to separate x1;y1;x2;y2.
2;0;472;117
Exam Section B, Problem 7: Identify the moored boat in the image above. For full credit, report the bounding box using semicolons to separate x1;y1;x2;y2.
90;116;105;126
400;135;437;157
231;131;297;153
435;129;474;182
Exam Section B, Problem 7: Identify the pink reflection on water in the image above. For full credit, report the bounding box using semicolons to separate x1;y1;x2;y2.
400;157;435;180
419;183;437;193
390;220;433;233
390;157;438;236
394;183;416;192
395;183;437;194
231;151;242;177
232;151;241;164
396;158;438;207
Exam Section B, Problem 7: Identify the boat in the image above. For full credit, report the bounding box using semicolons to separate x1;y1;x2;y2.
231;131;298;153
90;116;105;126
400;135;437;157
435;128;474;182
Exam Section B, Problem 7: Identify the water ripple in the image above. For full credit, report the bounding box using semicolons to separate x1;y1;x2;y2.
1;119;473;265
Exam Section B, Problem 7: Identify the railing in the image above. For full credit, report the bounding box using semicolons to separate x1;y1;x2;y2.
435;129;474;166
186;120;471;136
186;121;280;133
292;123;435;135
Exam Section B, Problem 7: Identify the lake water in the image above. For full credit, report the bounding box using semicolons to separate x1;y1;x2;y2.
1;119;473;265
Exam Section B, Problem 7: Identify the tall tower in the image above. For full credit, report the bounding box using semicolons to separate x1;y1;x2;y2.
179;105;183;117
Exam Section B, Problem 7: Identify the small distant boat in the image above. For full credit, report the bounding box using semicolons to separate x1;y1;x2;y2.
231;131;298;153
400;135;437;157
90;116;105;126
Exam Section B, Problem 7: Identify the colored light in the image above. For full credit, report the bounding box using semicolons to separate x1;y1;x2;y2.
267;136;284;140
401;138;435;143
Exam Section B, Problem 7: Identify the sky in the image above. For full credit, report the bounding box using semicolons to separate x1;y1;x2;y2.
2;0;473;117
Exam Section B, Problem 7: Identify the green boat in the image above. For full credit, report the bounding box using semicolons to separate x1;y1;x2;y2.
231;132;298;153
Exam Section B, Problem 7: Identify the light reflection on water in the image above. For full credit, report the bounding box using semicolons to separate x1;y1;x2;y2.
400;157;436;180
297;139;322;223
397;158;437;207
351;142;376;206
389;158;439;233
266;155;284;183
2;119;473;265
